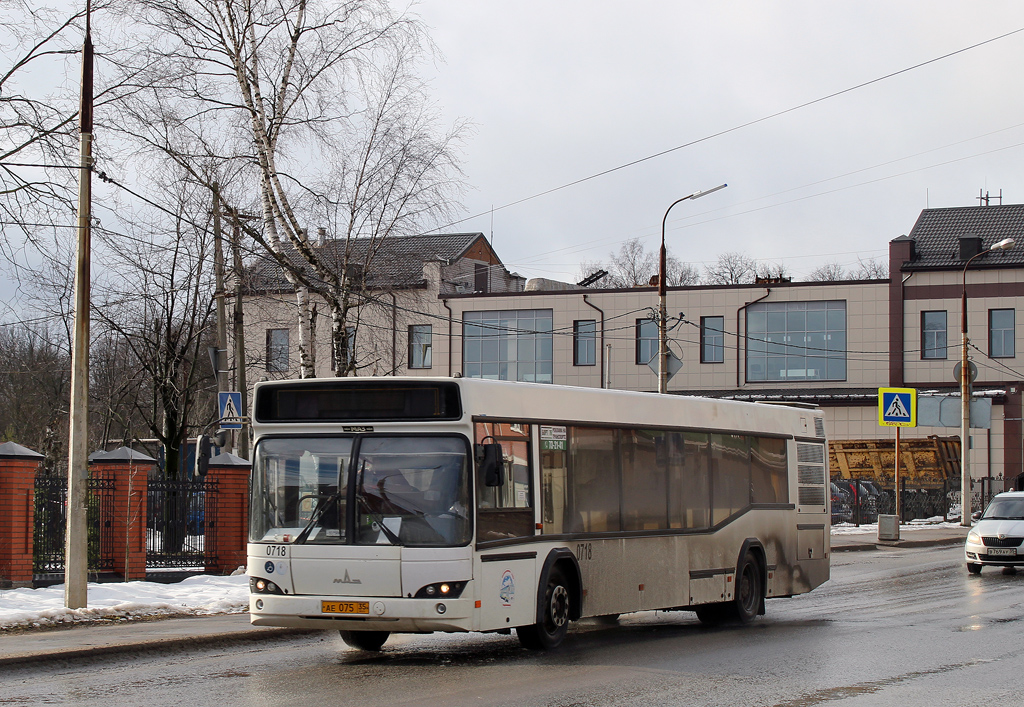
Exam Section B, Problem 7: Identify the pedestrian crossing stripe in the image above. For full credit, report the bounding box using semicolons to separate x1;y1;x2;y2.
878;388;916;427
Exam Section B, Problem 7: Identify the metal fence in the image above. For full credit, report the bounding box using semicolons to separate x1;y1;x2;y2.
146;478;216;569
832;476;1001;525
33;475;116;574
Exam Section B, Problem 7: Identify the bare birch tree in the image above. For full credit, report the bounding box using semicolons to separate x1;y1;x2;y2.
579;238;699;288
112;0;465;377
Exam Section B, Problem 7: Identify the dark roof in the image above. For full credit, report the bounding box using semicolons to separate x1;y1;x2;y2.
0;441;43;458
246;233;491;292
899;204;1024;269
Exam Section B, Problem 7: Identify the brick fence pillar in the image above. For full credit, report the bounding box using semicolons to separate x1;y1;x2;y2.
90;447;155;581
205;452;251;575
0;442;44;588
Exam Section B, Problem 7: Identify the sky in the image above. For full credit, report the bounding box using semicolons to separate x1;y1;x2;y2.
0;522;954;631
413;1;1024;284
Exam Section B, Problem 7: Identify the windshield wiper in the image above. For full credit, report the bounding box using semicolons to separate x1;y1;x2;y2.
355;461;400;544
295;492;341;544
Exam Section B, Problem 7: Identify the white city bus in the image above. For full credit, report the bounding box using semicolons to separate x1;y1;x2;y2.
247;377;830;650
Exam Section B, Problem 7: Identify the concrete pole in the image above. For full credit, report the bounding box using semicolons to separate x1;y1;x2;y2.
657;184;727;394
65;11;94;609
960;283;972;526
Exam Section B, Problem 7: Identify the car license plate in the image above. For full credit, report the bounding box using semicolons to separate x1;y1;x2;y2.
987;547;1017;557
321;601;370;615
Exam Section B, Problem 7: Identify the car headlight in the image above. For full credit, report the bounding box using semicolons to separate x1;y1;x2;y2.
967;530;981;545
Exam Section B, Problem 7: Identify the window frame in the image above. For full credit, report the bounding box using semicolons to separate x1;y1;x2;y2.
989;308;1015;359
635;318;658;365
746;301;847;382
266;328;289;372
701;315;725;364
408;324;433;369
573;319;597;366
921;310;948;360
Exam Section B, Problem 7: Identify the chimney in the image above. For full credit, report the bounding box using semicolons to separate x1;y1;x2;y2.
958;235;983;261
317;227;327;246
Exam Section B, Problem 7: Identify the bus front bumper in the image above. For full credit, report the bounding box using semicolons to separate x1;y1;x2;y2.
249;593;475;632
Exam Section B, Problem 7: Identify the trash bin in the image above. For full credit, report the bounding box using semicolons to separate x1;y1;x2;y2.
877;514;900;541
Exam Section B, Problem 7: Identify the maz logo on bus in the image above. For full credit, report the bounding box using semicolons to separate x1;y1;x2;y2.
575;543;592;561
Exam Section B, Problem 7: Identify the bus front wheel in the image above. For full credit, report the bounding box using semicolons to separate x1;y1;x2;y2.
517;568;571;650
340;630;390;651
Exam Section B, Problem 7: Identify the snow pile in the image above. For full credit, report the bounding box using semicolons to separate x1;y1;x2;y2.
0;574;249;630
830;518;966;535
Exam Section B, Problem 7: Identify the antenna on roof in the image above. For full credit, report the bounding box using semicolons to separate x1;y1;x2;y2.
489;204;494;248
977;189;1003;206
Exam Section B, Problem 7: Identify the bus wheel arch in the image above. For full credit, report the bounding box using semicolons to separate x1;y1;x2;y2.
517;549;581;650
734;539;767;621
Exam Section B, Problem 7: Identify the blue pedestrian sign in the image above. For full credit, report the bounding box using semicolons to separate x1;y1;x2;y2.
878;387;916;427
218;391;243;429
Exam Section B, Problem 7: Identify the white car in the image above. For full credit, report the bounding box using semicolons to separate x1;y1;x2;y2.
965;491;1024;574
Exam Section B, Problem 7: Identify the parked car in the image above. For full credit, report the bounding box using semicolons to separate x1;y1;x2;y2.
831;482;853;524
965;491;1024;574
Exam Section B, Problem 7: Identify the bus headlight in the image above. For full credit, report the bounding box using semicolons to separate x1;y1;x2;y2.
415;581;466;599
250;576;285;595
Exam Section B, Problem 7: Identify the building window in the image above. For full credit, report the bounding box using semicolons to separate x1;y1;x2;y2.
636;318;658;365
746;301;847;381
408;324;432;369
921;311;947;360
574;320;596;366
463;309;553;383
475;263;489;293
701;316;725;363
330;326;356;370
266;329;289;372
990;309;1015;358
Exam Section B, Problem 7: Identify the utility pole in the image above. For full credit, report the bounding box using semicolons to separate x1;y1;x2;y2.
232;221;249;459
65;2;94;609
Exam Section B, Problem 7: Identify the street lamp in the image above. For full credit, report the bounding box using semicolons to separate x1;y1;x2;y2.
960;236;1014;526
659;184;727;394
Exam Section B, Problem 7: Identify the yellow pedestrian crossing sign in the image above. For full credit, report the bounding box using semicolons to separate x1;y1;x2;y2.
878;387;916;427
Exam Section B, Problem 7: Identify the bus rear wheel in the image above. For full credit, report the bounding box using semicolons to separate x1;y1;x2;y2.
517;568;571;650
695;552;763;625
731;551;763;623
340;630;390;651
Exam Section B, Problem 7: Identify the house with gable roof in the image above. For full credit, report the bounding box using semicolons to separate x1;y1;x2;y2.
237;232;524;379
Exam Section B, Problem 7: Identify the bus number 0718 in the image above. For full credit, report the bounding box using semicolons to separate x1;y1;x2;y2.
575;543;592;561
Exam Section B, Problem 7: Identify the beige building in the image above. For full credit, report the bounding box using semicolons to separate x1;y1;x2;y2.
235;205;1024;491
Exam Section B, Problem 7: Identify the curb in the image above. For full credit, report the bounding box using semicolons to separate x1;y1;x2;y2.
0;625;318;668
832;536;966;553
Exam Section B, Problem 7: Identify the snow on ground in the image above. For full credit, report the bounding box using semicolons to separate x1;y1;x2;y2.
831;517;965;535
1;521;967;632
0;573;249;631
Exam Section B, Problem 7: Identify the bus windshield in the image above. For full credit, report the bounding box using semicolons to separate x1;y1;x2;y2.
250;435;471;547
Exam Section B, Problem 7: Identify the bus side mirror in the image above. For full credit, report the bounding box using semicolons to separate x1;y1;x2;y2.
195;435;212;477
476;443;504;487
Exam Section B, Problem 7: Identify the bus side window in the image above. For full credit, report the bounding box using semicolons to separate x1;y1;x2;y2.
475;422;534;543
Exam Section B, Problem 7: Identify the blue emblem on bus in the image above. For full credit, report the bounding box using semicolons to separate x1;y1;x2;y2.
265;561;275;574
499;570;515;606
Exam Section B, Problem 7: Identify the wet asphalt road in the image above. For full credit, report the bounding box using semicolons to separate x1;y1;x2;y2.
2;545;1022;707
